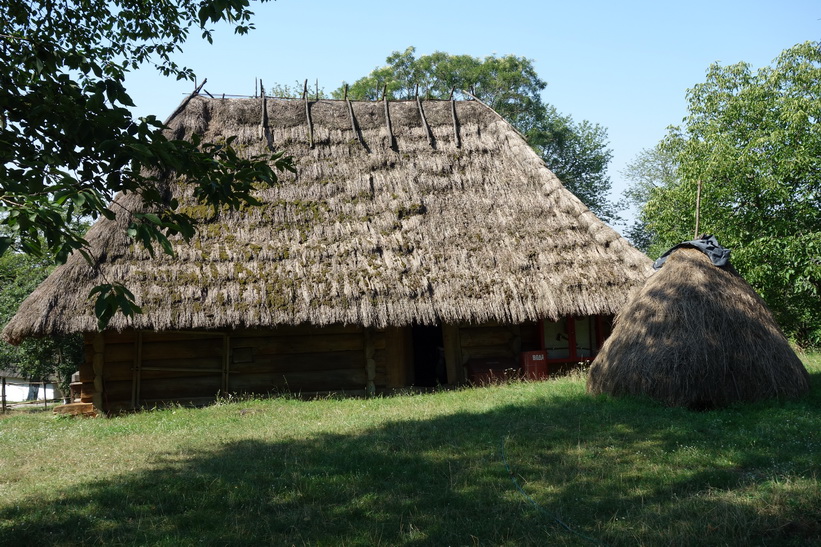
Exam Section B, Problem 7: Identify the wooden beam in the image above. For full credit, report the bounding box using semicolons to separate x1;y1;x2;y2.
131;331;143;409
92;333;105;413
384;327;410;388
417;95;434;146
364;328;376;396
222;334;230;395
442;324;464;384
384;90;396;150
450;92;461;149
304;79;314;148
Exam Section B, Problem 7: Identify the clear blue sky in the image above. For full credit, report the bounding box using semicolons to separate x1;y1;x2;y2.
127;0;820;228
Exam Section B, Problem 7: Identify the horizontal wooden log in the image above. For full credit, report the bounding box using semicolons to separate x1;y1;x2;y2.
458;326;515;347
140;357;222;372
461;346;516;361
101;379;133;404
78;354;94;382
140;338;225;361
140;368;222;380
141;330;225;343
139;376;223;401
106;400;137;413
53;402;96;417
252;332;365;355
231;324;364;337
230;350;363;374
101;331;136;345
371;332;386;351
137;396;217;409
79;382;95;403
228;368;367;393
103;343;137;363
102;360;134;382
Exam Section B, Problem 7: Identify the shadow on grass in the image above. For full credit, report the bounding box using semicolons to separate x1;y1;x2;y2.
2;384;820;546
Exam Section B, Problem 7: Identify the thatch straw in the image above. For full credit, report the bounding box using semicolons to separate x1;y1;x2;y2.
3;97;652;344
587;247;810;408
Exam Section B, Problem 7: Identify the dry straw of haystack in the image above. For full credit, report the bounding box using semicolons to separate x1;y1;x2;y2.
587;246;810;408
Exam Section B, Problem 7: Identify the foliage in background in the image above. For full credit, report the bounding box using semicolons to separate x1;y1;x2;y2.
266;80;328;100
335;47;618;221
0;0;293;327
623;42;821;347
620;144;680;253
0;252;83;392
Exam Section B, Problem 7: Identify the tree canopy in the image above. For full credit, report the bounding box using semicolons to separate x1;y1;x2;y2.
624;41;821;347
335;47;618;221
0;0;292;326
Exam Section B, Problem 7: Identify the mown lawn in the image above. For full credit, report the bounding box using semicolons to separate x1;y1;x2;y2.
0;353;819;546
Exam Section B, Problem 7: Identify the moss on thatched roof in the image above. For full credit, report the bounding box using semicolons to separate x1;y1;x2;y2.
587;247;809;408
3;96;652;343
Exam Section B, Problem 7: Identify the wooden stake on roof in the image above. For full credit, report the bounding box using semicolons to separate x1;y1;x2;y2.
416;86;434;147
383;85;396;151
164;78;207;126
462;88;528;142
344;84;367;150
450;87;461;149
303;79;314;148
259;79;266;126
259;79;274;151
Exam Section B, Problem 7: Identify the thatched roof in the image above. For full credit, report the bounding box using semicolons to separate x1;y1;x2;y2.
3;96;652;343
587;246;810;408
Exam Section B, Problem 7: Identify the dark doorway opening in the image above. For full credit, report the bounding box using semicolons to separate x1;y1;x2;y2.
412;324;446;387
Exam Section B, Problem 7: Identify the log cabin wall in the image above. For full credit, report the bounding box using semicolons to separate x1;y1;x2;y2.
78;319;591;413
82;325;387;413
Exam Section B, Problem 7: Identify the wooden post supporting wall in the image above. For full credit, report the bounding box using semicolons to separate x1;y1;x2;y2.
442;324;464;384
509;324;522;358
364;328;376;396
222;334;230;395
131;331;143;410
92;333;105;412
384;327;411;388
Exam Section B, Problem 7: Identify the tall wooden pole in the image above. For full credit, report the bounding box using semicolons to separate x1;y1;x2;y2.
694;179;703;239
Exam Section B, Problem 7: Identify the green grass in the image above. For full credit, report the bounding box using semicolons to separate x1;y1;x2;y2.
1;353;819;546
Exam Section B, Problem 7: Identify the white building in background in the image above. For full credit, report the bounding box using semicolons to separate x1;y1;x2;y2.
0;369;60;403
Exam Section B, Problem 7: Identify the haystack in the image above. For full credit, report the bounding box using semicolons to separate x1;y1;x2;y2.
587;237;809;408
